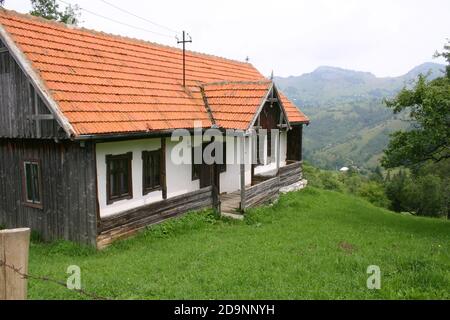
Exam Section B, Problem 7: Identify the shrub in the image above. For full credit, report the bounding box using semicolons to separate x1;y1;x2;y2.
319;171;344;192
357;181;390;208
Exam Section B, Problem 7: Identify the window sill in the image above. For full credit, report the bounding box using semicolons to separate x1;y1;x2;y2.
23;202;43;210
143;187;162;196
107;195;133;205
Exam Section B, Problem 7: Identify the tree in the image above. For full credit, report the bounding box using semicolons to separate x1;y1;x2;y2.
0;0;4;7
381;41;450;169
403;175;444;217
30;0;80;25
385;170;409;212
369;166;384;183
434;39;450;78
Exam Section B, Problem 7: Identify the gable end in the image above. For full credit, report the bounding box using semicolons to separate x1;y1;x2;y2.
0;42;66;139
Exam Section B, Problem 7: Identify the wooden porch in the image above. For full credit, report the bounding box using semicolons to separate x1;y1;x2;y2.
219;161;303;217
97;161;303;247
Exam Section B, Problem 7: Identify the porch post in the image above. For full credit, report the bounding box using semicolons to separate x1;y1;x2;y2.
0;228;31;300
211;163;220;213
276;130;281;174
276;112;283;175
240;134;246;211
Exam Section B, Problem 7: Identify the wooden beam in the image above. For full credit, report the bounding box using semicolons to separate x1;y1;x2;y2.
276;113;283;174
33;90;41;138
161;138;167;200
29;115;55;120
240;135;246;212
211;163;220;212
299;125;303;162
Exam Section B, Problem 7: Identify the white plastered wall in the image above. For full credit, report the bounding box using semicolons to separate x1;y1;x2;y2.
219;135;252;194
96;137;200;218
219;132;287;194
95;131;288;216
254;131;287;177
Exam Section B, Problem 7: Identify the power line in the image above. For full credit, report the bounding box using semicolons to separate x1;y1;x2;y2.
56;0;176;39
177;31;193;87
99;0;180;36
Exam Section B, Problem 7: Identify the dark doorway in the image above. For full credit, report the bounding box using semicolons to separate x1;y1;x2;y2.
287;125;303;161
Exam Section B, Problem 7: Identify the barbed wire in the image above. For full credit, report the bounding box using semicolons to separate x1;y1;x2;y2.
0;259;110;300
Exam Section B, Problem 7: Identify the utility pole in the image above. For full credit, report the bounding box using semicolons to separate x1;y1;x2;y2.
176;31;192;87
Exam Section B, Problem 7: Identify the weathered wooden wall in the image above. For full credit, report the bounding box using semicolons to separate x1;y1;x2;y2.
0;139;98;245
243;176;280;210
0;45;65;139
279;161;303;187
97;186;213;248
243;161;303;211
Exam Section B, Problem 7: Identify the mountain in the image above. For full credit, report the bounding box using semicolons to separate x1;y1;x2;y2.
275;63;445;171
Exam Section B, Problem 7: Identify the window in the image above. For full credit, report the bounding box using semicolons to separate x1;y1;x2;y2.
22;160;42;208
106;153;133;204
142;150;162;195
192;139;226;179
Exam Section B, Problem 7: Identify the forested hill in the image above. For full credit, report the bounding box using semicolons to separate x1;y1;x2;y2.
275;63;445;171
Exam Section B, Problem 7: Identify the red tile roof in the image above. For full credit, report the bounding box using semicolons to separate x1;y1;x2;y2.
0;9;309;137
202;81;273;130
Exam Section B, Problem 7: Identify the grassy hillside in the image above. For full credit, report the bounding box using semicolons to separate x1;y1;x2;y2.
275;63;446;171
27;189;449;300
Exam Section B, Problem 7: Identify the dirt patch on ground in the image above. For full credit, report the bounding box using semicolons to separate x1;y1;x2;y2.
339;241;356;254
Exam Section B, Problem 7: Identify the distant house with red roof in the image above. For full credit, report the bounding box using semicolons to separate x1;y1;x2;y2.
0;9;309;247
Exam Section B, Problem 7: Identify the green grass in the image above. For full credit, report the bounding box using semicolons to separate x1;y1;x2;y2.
28;188;449;300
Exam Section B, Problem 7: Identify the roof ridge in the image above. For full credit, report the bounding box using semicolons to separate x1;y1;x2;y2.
0;8;255;69
201;80;272;87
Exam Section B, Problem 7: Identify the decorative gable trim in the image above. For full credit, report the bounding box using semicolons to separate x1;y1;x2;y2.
247;82;291;131
272;84;292;130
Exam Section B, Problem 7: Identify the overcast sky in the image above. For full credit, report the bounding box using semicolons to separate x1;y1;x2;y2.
4;0;449;77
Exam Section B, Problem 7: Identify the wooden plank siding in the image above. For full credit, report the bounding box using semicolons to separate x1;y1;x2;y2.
242;161;303;211
0;46;64;139
0;139;98;245
97;186;213;248
279;161;303;187
243;176;280;210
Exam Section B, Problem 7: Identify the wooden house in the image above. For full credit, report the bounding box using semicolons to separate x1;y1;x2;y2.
0;9;309;248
